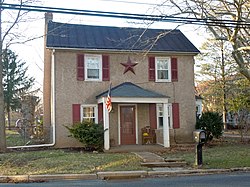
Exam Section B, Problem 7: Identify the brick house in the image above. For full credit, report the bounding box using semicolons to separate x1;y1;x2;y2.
44;13;199;150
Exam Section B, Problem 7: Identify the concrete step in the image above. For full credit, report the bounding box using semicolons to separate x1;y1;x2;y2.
141;161;187;168
164;158;186;162
134;152;165;162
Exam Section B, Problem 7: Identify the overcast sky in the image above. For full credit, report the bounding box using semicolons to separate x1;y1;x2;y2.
4;0;206;95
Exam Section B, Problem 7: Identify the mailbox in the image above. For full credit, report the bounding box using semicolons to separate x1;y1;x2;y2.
193;129;206;144
193;129;206;167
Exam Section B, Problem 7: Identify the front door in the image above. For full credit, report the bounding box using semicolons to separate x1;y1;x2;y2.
120;105;136;145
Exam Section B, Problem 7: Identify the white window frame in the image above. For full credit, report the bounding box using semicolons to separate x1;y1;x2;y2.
81;104;98;123
155;57;171;82
84;54;102;81
157;103;173;129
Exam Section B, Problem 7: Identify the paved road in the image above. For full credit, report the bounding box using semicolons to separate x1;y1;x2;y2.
1;172;250;187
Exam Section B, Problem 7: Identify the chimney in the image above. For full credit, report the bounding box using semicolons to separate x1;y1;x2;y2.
45;12;53;24
43;12;53;141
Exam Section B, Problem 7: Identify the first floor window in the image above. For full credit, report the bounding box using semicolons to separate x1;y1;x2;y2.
81;105;98;123
157;104;173;129
85;54;102;81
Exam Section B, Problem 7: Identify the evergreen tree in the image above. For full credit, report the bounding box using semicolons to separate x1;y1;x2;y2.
2;49;35;129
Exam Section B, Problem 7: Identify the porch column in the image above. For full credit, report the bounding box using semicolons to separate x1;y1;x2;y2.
163;103;170;147
103;97;110;150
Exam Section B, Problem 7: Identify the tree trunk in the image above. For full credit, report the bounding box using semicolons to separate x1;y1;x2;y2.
7;108;11;130
0;0;7;152
221;40;227;130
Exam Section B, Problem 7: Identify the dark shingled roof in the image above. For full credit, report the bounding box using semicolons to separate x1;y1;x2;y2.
96;82;169;98
46;21;199;53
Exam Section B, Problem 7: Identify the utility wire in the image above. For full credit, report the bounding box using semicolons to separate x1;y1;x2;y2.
94;0;169;7
1;3;250;28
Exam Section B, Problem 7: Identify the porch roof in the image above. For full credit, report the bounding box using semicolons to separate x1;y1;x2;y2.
96;82;169;103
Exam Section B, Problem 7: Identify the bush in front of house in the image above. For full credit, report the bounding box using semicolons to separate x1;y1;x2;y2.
66;121;104;151
195;111;223;142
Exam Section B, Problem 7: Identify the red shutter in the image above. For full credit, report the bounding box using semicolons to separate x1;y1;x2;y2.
102;55;110;81
172;103;180;129
77;54;84;80
149;104;157;129
171;57;178;82
98;103;103;124
148;56;155;81
72;104;81;124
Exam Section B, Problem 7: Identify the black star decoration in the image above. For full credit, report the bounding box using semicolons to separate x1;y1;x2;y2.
120;56;138;74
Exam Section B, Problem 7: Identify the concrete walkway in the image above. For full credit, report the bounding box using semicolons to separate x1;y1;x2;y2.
134;152;165;162
134;151;188;169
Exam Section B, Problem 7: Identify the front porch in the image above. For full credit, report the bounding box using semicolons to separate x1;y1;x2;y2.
104;144;169;153
96;82;171;150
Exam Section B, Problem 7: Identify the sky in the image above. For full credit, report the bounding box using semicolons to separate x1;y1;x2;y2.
3;0;206;96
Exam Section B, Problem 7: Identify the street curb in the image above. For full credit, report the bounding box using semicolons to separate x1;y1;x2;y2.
97;171;147;180
29;174;97;181
148;169;231;176
0;168;250;183
0;175;29;183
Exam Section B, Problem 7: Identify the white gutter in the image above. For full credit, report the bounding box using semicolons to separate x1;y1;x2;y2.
46;47;200;56
8;50;56;149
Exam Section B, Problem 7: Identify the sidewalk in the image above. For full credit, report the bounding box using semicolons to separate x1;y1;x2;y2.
1;167;250;183
1;151;250;183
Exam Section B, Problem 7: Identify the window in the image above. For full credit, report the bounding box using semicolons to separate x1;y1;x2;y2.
85;54;102;81
157;104;173;129
81;105;98;123
156;57;171;82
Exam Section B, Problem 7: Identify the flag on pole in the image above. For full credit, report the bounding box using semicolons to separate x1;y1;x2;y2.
106;83;112;112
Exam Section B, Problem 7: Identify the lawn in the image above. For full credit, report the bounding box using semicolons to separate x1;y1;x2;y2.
160;140;250;169
0;150;146;175
0;140;250;175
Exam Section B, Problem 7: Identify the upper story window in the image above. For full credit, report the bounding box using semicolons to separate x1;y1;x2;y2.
77;54;110;81
156;57;171;82
81;104;98;123
85;54;102;81
148;56;178;82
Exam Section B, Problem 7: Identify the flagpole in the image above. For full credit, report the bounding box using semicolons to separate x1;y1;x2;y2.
103;82;112;150
103;96;110;150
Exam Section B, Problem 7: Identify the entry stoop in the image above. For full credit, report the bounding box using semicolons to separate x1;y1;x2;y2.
140;161;187;168
134;152;187;168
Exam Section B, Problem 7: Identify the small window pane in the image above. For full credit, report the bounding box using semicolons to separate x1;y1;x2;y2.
157;70;168;79
87;60;99;69
157;60;168;69
87;69;99;79
159;117;163;128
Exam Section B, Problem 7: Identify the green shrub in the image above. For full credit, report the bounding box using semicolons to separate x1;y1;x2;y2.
195;111;223;142
66;121;104;151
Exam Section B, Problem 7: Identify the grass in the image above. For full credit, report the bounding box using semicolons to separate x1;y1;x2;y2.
160;139;250;169
6;130;25;147
6;130;45;147
0;150;146;175
0;139;250;175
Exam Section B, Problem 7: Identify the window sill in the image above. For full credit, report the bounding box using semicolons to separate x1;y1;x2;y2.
155;80;171;83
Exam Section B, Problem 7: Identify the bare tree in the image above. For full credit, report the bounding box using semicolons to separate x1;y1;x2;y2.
0;0;40;152
0;0;5;152
166;0;250;81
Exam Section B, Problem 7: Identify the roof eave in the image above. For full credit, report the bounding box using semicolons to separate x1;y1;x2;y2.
97;96;169;104
46;47;200;55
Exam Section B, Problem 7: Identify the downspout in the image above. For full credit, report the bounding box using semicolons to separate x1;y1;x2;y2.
8;50;56;149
